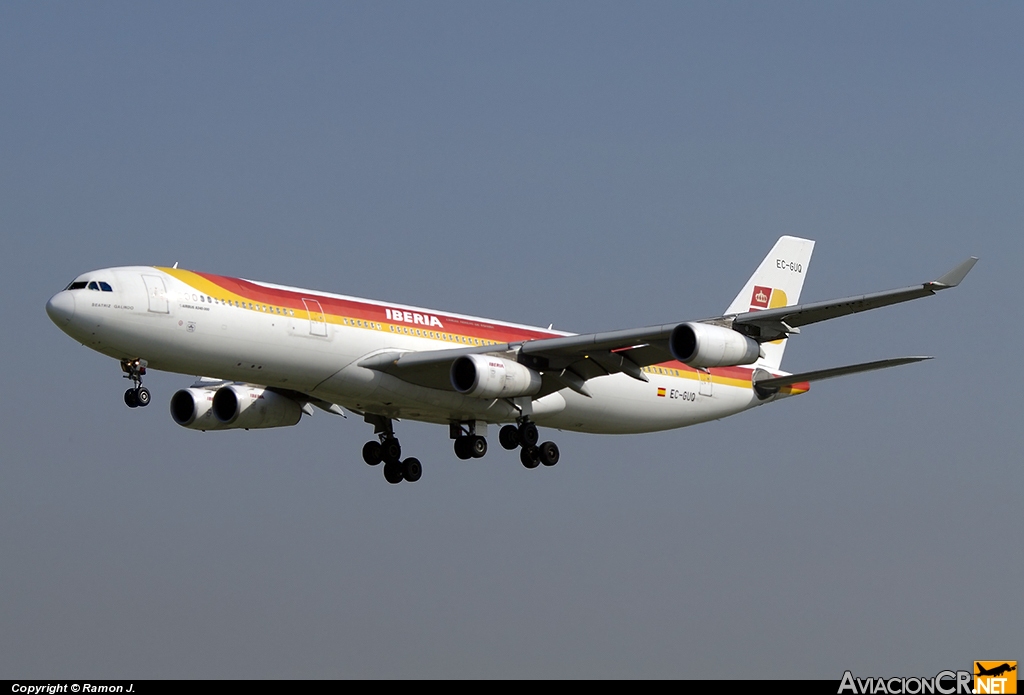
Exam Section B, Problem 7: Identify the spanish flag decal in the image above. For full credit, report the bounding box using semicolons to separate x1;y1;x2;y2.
657;387;667;397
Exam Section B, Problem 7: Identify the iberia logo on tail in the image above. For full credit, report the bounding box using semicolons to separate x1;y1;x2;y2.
750;285;788;311
750;286;790;345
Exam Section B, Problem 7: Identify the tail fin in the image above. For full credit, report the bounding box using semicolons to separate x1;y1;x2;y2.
725;236;815;370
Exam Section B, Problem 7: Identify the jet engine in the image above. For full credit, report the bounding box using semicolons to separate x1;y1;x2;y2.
669;322;761;368
211;384;304;429
450;354;542;399
170;384;303;430
170;387;226;430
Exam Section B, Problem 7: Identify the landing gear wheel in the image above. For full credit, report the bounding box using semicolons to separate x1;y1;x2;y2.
539;441;559;466
383;459;404;484
120;358;148;408
362;441;383;466
381;437;402;464
499;425;520;450
518;422;539;447
520;445;541;469
402;458;422;483
470;435;487;459
454;437;473;460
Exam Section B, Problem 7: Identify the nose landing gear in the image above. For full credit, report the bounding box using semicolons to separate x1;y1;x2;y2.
120;358;150;408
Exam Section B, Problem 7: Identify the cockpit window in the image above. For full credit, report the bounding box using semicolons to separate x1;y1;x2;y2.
88;281;100;290
66;281;88;290
99;282;112;292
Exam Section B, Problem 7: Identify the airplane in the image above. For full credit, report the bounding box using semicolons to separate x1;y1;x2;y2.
975;663;1016;678
45;236;976;484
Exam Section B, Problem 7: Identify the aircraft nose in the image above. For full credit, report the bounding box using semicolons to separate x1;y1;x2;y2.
46;291;76;326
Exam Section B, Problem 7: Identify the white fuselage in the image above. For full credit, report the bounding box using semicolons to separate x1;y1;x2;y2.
47;266;801;435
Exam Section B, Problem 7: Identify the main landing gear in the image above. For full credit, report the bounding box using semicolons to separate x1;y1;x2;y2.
450;422;488;460
361;415;421;484
464;419;561;472
360;415;561;484
120;358;150;408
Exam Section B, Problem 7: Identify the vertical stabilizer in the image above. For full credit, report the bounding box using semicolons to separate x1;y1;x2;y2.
725;236;815;370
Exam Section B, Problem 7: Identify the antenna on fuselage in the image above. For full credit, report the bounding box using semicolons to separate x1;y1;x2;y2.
172;262;178;269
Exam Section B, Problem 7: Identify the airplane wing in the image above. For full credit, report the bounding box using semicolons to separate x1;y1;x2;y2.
358;321;689;396
358;256;976;397
518;253;970;390
731;257;978;341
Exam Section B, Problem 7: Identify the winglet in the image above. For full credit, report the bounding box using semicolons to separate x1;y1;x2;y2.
932;257;978;288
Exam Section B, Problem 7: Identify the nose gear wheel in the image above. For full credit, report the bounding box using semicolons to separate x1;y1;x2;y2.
120;359;150;408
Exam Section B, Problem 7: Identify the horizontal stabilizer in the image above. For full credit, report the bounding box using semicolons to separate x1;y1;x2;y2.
753;356;932;390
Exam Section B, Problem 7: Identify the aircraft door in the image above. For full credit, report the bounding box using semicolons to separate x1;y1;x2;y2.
698;369;713;397
302;298;328;337
142;275;170;314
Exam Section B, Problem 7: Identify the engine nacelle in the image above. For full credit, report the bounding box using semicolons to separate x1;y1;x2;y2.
669;322;761;368
170;387;228;430
450;354;542;399
211;384;303;429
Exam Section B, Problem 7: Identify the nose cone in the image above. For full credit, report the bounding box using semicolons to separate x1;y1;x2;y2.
46;291;76;326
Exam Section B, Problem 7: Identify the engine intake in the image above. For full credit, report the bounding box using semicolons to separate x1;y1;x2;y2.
170;388;227;430
669;322;761;368
450;354;542;399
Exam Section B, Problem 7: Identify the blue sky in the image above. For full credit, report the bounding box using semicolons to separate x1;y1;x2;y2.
1;2;1020;678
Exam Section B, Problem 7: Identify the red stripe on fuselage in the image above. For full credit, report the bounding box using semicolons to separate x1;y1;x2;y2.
189;271;560;343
